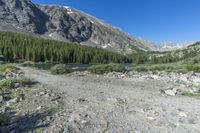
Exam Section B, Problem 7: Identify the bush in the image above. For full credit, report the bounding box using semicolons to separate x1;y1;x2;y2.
89;64;127;74
0;65;17;74
149;65;168;71
186;64;200;72
135;67;148;72
50;64;70;75
0;77;32;89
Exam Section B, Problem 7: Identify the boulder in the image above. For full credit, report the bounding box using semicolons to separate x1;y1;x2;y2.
160;88;177;96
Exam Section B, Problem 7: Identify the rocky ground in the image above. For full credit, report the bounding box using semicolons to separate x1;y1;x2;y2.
1;67;200;133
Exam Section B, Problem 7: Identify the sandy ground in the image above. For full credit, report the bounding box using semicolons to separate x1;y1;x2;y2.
20;67;200;133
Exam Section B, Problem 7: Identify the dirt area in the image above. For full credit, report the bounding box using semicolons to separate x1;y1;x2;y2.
1;67;200;133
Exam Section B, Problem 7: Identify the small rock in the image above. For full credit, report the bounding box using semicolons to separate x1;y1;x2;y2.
13;83;20;88
78;98;87;102
179;112;187;117
10;97;19;103
39;91;46;96
46;116;53;121
165;90;176;96
147;117;155;120
160;88;177;96
176;89;184;95
18;93;25;101
36;106;43;110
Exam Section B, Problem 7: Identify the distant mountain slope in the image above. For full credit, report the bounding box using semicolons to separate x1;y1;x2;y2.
160;42;195;51
154;42;200;63
0;0;160;54
129;41;200;64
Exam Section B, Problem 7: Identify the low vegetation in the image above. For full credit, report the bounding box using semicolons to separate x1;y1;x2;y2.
129;42;200;65
89;64;127;74
186;63;200;73
132;63;190;73
0;77;32;89
183;89;200;98
50;64;70;75
0;65;18;74
0;65;34;128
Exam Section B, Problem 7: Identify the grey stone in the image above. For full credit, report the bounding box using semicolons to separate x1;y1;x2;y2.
160;88;177;96
13;83;20;88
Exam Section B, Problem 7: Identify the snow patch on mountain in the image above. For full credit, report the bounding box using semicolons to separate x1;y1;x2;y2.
64;6;74;14
102;43;112;49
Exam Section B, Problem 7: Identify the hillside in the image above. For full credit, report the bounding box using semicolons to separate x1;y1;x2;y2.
0;0;160;54
129;42;200;64
0;31;131;64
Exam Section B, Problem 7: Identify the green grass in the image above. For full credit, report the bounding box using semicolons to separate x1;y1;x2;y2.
0;77;32;89
186;63;200;73
0;65;18;74
50;64;70;75
89;63;127;74
183;92;200;98
131;62;191;73
183;89;200;98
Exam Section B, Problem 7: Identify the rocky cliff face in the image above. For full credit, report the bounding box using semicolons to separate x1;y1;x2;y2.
0;0;160;53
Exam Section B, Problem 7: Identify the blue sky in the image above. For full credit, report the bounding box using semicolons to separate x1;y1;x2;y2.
32;0;200;44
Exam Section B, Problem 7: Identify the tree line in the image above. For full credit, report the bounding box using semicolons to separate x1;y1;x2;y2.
0;31;131;64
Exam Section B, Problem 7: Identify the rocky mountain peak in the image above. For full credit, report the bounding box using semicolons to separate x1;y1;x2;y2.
0;0;160;53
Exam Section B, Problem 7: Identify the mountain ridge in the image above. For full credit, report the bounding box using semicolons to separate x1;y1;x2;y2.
0;0;161;54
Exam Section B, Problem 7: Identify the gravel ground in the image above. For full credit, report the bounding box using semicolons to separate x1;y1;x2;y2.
18;67;200;133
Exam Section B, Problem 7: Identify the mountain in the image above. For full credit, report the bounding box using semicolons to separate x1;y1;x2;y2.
0;0;160;54
151;42;200;64
160;42;195;51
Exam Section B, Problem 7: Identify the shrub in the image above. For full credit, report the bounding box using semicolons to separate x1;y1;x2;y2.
149;65;167;71
89;64;127;74
50;64;70;75
0;65;17;74
186;64;200;72
0;77;32;89
135;67;148;72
